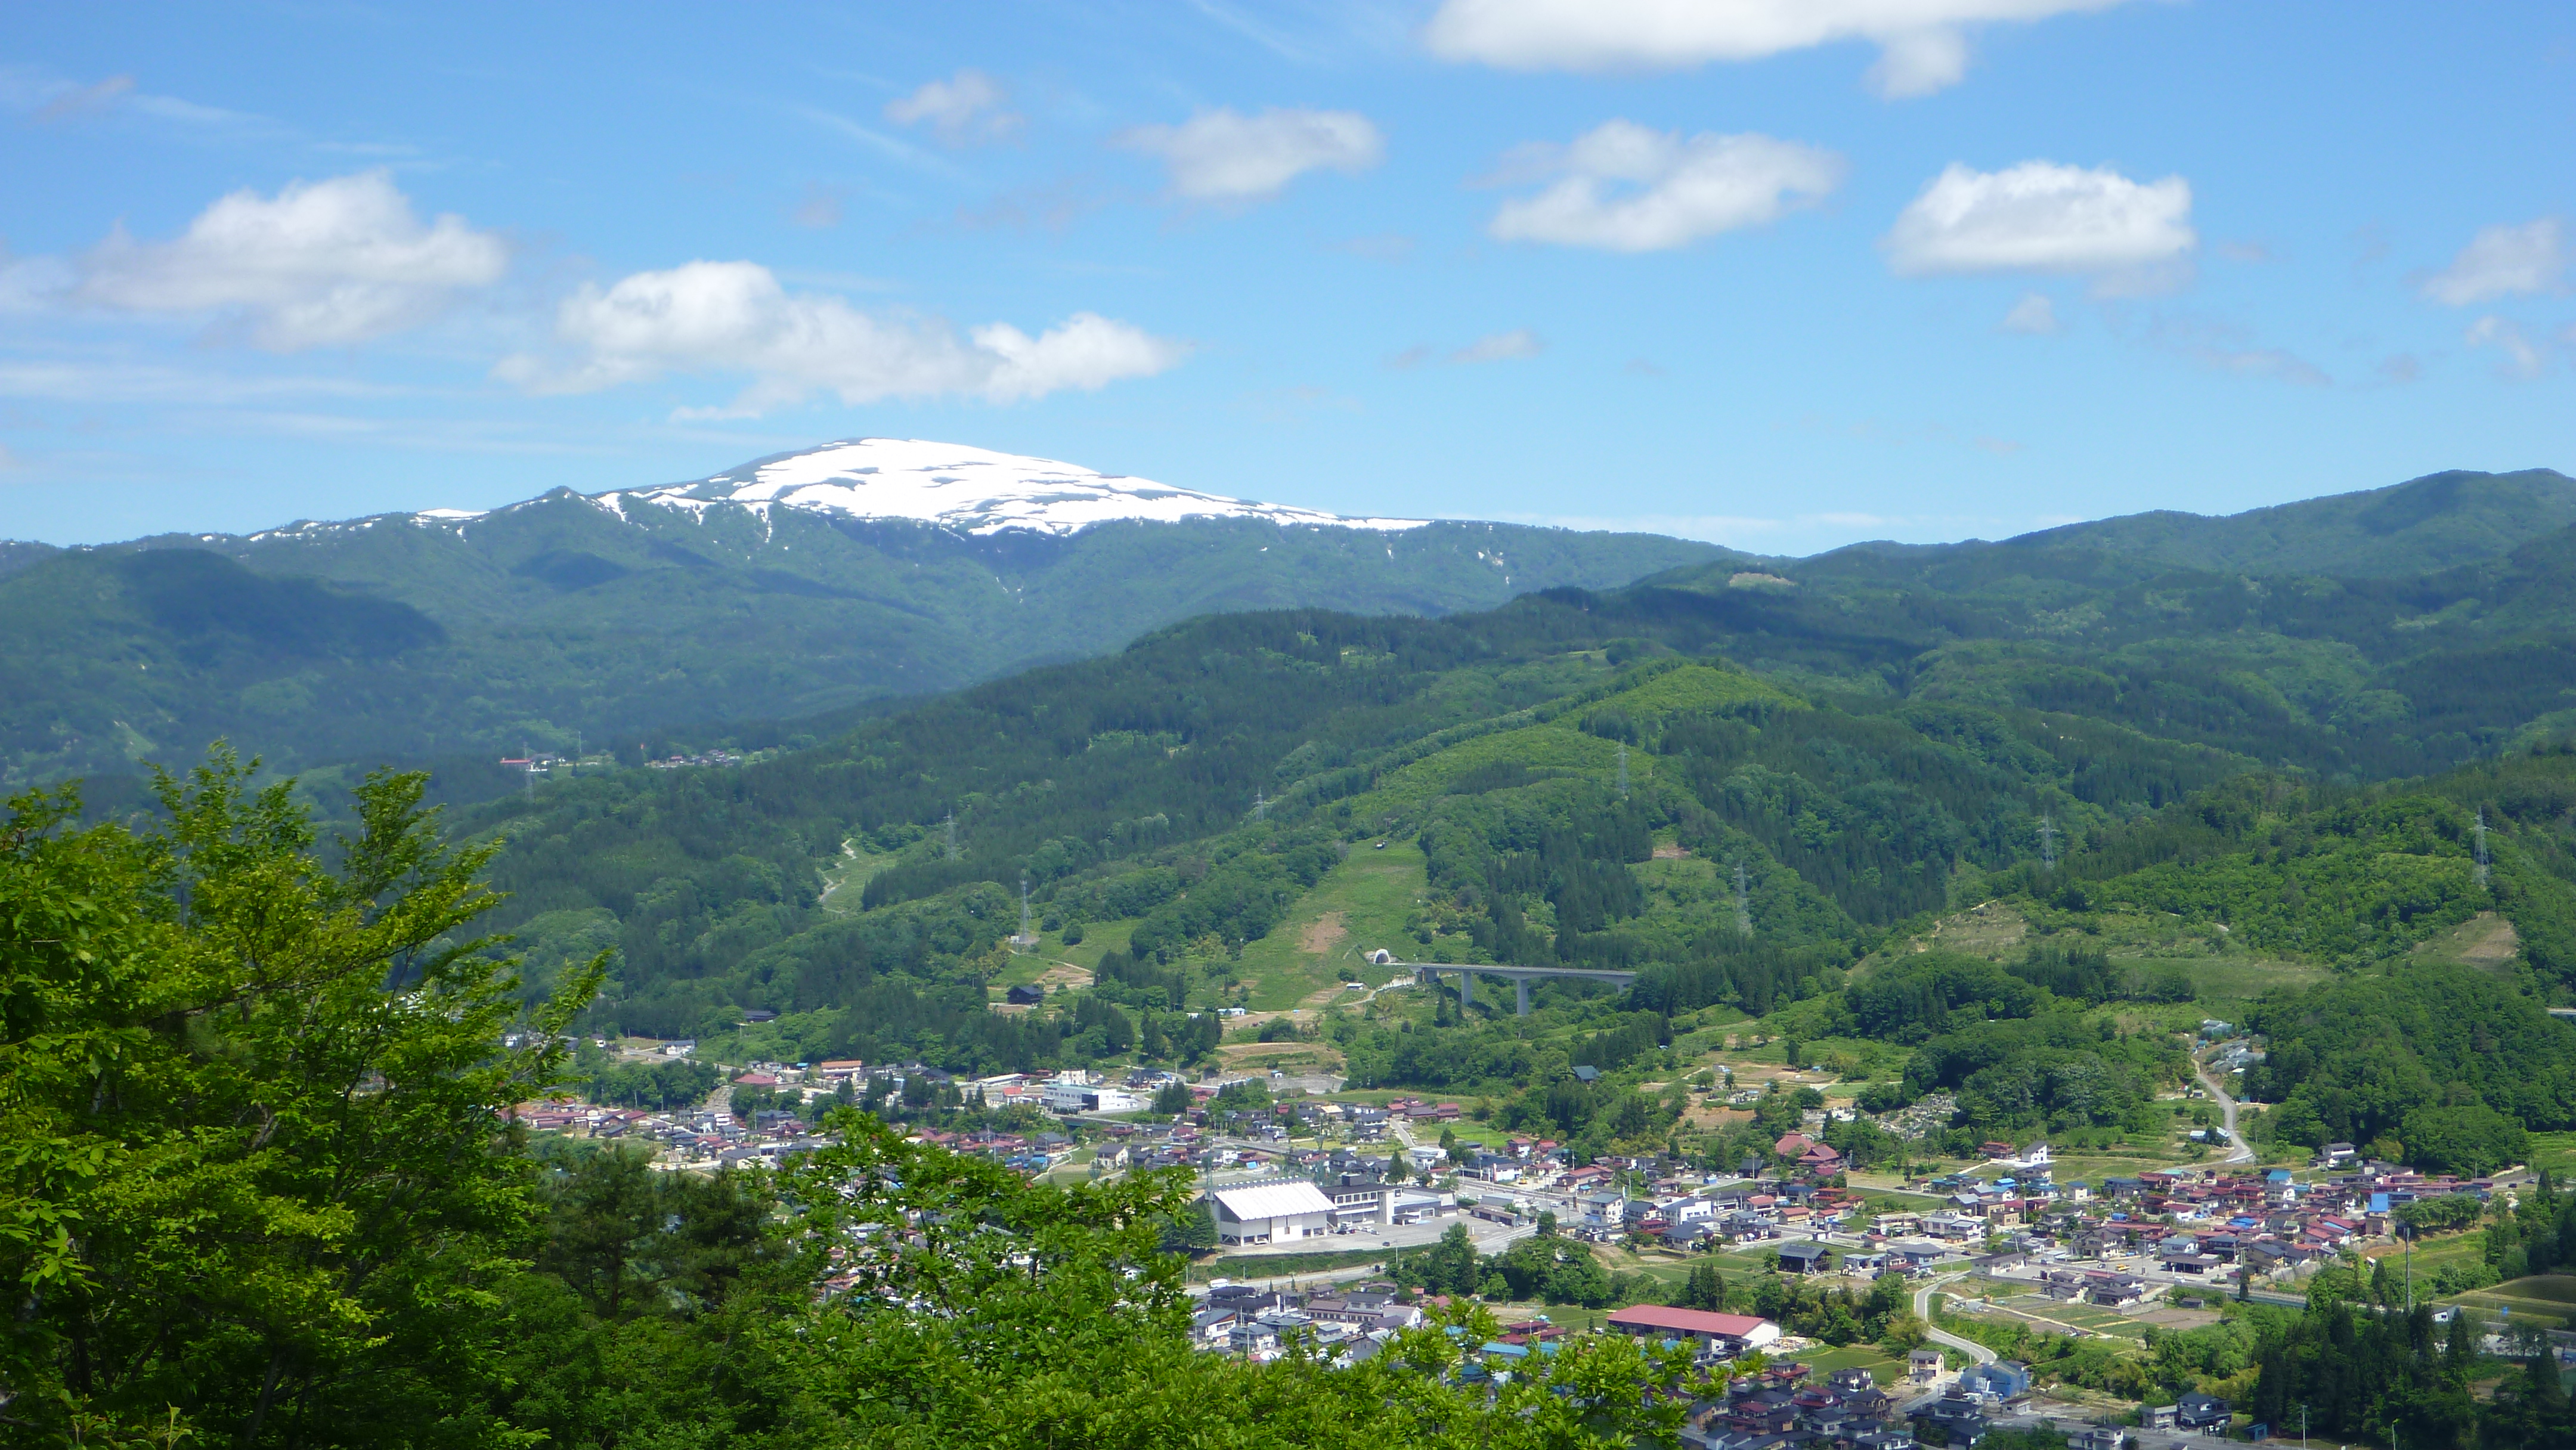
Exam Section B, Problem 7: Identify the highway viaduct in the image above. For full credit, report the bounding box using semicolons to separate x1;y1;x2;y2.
1404;961;1636;1017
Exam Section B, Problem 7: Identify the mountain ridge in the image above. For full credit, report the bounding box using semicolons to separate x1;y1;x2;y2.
0;440;1737;788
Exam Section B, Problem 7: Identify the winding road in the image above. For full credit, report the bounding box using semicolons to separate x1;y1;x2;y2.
1913;1273;1997;1366
2191;1053;2257;1165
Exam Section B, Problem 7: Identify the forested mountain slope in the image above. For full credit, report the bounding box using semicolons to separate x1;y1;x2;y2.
2007;466;2576;577
0;441;1732;788
450;568;2576;1106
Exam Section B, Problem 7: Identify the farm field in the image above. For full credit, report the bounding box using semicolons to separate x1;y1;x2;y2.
1992;1294;2154;1342
2448;1274;2576;1328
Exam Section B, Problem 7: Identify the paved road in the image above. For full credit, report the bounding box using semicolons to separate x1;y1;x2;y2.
1914;1273;1998;1365
2191;1052;2257;1164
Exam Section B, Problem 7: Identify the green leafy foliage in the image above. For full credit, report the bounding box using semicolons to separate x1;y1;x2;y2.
2244;965;2576;1162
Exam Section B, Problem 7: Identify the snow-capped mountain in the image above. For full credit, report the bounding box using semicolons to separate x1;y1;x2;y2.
586;438;1427;538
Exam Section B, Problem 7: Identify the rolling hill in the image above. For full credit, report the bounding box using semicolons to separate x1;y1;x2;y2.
0;439;1733;788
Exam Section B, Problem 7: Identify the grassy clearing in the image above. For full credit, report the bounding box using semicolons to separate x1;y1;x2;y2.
1799;1345;1908;1383
2527;1133;2576;1180
2151;953;2332;1000
2410;911;2522;975
1234;840;1432;1012
2451;1275;2576;1325
1190;1248;1392;1282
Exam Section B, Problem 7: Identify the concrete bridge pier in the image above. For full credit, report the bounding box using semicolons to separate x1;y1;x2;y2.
1516;978;1531;1017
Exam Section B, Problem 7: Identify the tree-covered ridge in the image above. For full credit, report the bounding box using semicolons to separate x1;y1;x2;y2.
0;491;1726;788
2243;966;2576;1170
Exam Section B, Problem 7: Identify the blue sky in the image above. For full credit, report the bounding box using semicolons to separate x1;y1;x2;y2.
4;1;2571;552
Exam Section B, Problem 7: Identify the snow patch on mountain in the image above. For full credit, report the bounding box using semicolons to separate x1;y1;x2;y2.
589;438;1427;537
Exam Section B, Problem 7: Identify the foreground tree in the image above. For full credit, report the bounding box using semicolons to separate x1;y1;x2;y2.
1;752;597;1446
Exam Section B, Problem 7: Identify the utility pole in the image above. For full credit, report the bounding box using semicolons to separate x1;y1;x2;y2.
2038;813;2058;870
2475;807;2491;891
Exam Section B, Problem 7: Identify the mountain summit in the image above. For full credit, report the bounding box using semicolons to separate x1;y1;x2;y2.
586;438;1428;537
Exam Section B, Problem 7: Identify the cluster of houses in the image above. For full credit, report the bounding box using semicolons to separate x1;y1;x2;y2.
508;1098;826;1169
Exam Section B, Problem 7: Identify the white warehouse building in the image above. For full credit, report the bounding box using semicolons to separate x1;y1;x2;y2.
1209;1181;1337;1245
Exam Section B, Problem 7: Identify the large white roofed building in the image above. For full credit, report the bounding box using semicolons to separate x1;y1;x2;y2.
1209;1181;1337;1245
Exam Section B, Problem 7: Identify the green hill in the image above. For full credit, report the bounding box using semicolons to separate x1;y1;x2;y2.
0;487;1727;788
2006;467;2576;577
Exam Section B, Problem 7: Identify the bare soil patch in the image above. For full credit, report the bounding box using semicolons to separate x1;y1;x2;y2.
1299;911;1349;955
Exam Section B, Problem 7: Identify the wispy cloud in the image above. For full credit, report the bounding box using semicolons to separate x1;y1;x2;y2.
2422;218;2566;305
1118;107;1384;205
1485;122;1842;253
32;73;133;122
1388;328;1546;368
2464;315;2549;379
798;106;971;181
884;69;1022;147
1999;292;2060;334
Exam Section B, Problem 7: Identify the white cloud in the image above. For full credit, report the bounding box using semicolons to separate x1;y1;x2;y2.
1485;122;1843;253
884;68;1022;146
1422;0;2132;97
1864;27;1968;99
2464;315;2547;379
1884;161;2193;281
494;260;1187;413
1999;292;2059;334
74;171;507;350
1451;329;1545;362
2422;218;2566;305
1117;107;1383;203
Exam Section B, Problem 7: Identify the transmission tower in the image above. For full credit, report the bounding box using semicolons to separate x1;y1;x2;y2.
2475;807;2491;891
2038;813;2058;870
943;810;958;862
1734;860;1753;936
1617;743;1630;800
1253;791;1270;820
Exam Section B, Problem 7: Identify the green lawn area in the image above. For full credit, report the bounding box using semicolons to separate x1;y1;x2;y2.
2450;1275;2576;1327
1991;1296;2151;1343
1233;840;1432;1012
989;919;1141;990
2146;954;2332;1000
2528;1132;2576;1179
1800;1344;1908;1383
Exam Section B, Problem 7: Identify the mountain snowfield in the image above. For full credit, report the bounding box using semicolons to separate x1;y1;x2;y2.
577;438;1429;538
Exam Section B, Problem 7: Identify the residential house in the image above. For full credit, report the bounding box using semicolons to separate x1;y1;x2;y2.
2175;1393;2230;1432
